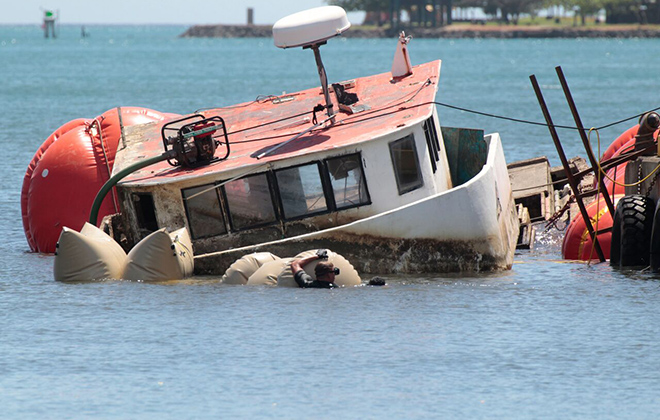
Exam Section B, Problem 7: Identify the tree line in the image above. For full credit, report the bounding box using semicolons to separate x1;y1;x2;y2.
329;0;660;26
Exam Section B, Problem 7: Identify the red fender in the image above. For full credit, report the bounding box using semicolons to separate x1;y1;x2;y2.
22;107;179;253
562;197;616;261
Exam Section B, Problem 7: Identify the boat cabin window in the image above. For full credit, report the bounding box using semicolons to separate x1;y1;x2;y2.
275;163;328;219
182;153;371;239
326;153;370;209
182;184;227;239
223;173;277;230
133;193;159;233
389;134;423;195
423;117;441;173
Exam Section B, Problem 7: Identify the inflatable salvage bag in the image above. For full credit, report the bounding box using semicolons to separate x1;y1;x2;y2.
55;225;194;282
22;107;179;253
221;252;280;285
122;228;194;282
54;222;127;281
246;258;293;286
277;249;361;288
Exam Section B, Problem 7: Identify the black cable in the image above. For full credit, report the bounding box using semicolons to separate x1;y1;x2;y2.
208;84;660;147
594;106;660;130
433;101;660;131
433;101;578;130
227;102;660;146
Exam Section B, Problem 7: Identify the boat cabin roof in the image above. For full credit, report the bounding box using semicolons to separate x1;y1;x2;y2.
116;60;441;187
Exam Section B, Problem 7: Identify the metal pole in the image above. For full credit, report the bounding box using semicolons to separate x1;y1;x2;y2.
555;66;616;217
530;74;606;262
312;44;334;118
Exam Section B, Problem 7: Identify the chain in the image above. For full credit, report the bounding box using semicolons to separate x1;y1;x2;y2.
544;194;574;232
645;166;660;198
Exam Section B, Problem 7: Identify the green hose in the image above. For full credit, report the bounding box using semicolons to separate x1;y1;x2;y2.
89;153;170;226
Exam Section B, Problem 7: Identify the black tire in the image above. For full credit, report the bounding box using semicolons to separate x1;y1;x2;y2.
650;200;660;272
610;204;621;267
610;195;654;268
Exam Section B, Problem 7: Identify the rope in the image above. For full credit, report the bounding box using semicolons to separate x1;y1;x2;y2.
88;116;120;214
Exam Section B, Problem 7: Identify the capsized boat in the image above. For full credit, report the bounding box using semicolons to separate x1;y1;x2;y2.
89;6;519;274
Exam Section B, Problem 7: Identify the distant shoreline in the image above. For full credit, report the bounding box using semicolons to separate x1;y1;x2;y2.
180;24;660;39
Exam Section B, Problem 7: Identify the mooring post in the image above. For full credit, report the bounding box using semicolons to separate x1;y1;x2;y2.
555;66;616;217
530;74;606;262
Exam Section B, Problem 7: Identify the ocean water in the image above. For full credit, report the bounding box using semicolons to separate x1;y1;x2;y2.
2;25;660;419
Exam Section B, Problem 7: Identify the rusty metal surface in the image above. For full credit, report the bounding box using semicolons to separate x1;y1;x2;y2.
194;232;509;275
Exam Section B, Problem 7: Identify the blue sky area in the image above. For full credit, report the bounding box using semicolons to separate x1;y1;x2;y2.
2;1;368;25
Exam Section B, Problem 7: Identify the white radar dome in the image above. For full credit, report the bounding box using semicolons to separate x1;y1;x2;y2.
273;6;351;49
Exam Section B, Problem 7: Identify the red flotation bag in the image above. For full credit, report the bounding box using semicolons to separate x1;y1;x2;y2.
562;196;616;261
563;123;659;261
22;107;177;253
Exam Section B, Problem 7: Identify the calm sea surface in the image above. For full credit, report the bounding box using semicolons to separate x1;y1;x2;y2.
2;25;660;419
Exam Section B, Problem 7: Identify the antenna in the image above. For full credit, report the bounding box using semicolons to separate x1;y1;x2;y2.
273;6;351;118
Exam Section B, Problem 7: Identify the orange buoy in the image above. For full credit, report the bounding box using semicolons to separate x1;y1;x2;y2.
562;196;616;261
22;107;178;253
21;118;89;251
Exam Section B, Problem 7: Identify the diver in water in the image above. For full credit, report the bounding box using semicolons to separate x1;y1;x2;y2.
291;249;338;289
291;249;386;288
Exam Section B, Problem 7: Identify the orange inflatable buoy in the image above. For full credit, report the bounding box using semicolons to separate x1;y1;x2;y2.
21;118;89;252
22;107;178;253
564;123;659;261
562;196;617;261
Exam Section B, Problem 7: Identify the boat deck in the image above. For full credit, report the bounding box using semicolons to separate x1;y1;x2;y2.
116;60;440;187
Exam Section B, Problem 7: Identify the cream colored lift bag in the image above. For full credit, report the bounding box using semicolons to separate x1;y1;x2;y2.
122;227;194;281
221;252;280;285
54;222;127;281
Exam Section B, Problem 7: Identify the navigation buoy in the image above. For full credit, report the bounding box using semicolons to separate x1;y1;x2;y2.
22;107;177;253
